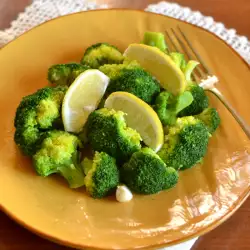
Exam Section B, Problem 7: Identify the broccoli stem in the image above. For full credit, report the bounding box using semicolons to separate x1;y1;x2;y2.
183;60;199;82
170;52;186;69
81;158;93;175
154;91;193;126
142;31;167;52
175;91;194;113
58;151;85;188
58;164;85;188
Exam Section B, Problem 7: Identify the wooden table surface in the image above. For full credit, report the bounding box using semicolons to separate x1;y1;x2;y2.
0;1;249;250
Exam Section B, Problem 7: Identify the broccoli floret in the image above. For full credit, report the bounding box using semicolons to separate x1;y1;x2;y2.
14;86;67;155
81;43;124;68
154;90;193;126
178;83;209;117
33;130;85;188
99;63;160;104
121;148;178;194
86;108;142;162
82;151;119;198
99;60;139;79
195;107;220;134
142;31;167;52
48;63;90;86
163;167;179;190
158;116;210;170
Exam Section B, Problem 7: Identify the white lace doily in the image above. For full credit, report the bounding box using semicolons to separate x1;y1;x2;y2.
0;0;108;46
146;2;250;64
0;0;249;65
1;1;249;250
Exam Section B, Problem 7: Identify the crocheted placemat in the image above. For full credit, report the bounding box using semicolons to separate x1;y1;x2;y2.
0;0;249;64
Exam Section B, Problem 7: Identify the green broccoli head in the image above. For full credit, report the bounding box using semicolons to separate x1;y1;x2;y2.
48;63;90;86
33;130;85;188
81;43;124;68
14;125;45;156
158;116;210;170
163;167;179;190
86;108;142;163
195;107;221;134
82;151;119;198
99;62;160;104
178;83;209;117
14;86;67;155
99;60;139;79
121;147;178;194
154;90;193;126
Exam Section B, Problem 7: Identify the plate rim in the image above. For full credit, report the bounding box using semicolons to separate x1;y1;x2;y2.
0;8;249;250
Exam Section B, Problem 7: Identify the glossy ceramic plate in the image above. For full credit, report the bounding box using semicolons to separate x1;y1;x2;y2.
0;9;250;250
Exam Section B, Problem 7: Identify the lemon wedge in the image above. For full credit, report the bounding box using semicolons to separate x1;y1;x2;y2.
104;91;164;152
124;44;186;95
62;69;109;133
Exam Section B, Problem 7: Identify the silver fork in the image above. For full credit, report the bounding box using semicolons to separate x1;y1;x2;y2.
165;26;250;139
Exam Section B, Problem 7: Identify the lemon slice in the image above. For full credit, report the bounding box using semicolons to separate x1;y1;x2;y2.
104;92;164;152
62;69;110;133
124;44;186;95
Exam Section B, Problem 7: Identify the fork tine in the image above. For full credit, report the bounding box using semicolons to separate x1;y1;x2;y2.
165;30;178;52
177;26;212;75
170;28;205;78
165;29;201;83
170;28;193;62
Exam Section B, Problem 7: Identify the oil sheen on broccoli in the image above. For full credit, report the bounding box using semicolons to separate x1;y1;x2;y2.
158;116;210;170
14;86;67;155
121;148;179;194
178;83;209;117
86;108;142;162
195;107;221;134
99;61;160;104
48;63;90;86
82;151;119;198
154;90;193;126
33;130;85;188
81;43;124;68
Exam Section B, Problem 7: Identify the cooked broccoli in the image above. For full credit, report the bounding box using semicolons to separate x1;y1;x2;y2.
82;151;119;198
169;52;186;70
142;31;167;52
81;43;124;68
99;59;140;78
178;83;209;117
154;90;193;126
14;86;67;155
195;107;220;134
86;108;142;162
121;147;178;194
169;52;199;82
158;116;210;170
33;130;85;188
163;167;179;190
182;60;199;82
48;63;90;86
99;62;160;104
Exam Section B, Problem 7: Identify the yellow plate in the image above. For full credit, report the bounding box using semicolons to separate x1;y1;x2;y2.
0;9;250;250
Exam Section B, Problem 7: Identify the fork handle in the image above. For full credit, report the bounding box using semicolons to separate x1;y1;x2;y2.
207;88;250;139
